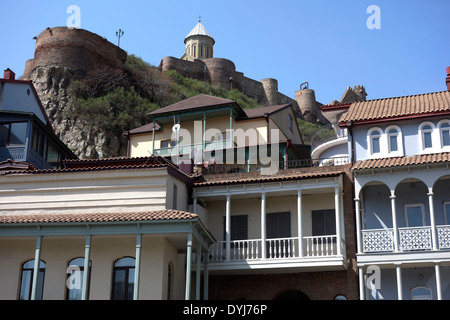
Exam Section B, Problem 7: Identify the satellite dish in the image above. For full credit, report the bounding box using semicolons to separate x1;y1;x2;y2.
172;123;180;133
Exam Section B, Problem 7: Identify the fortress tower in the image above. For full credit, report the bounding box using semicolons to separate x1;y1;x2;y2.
181;19;215;61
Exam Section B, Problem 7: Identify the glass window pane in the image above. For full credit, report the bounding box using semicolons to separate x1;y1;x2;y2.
445;203;450;224
127;269;135;300
443;130;450;146
424;132;432;148
114;257;135;267
19;270;32;300
372;137;380;153
112;269;127;300
390;135;398;151
423;125;432;130
406;206;424;227
9;122;27;145
0;123;9;146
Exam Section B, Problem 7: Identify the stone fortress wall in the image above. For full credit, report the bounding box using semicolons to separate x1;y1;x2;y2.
158;56;305;118
22;27;127;79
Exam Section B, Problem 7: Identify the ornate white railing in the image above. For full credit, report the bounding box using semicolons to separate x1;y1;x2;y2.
267;237;298;259
362;228;394;252
399;226;432;251
362;225;450;253
437;225;450;249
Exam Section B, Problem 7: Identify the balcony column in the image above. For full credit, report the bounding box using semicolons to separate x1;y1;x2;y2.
203;111;206;152
31;236;42;300
395;263;403;300
390;191;399;252
229;108;233;149
427;190;438;250
261;193;267;259
193;197;198;214
81;235;91;300
133;234;142;300
297;190;303;257
185;233;193;300
358;266;365;300
151;118;155;155
355;198;362;254
435;261;442;300
225;194;231;261
203;251;209;300
334;187;342;256
196;243;201;300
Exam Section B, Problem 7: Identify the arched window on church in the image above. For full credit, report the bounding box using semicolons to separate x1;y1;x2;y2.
193;45;197;58
200;45;204;58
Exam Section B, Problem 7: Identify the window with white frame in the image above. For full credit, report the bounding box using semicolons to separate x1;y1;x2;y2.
411;286;432;300
443;202;450;225
386;125;403;156
404;203;425;227
368;127;382;156
438;120;450;148
419;122;435;152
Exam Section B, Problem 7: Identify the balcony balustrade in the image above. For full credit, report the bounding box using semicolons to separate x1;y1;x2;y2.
208;235;342;263
361;225;450;253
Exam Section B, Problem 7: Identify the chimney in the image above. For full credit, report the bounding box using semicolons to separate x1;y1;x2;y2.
446;66;450;91
3;68;15;80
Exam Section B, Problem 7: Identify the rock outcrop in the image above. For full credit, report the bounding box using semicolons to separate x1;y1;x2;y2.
22;27;128;159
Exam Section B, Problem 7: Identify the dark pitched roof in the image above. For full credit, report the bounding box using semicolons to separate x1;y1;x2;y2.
242;104;290;119
352;152;450;171
340;91;450;125
148;94;237;116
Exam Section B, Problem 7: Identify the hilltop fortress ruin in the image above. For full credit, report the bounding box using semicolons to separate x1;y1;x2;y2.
20;23;368;137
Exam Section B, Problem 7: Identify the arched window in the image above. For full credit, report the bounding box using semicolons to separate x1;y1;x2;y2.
66;257;92;300
388;128;399;152
368;128;382;155
438;120;450;148
419;122;435;150
411;286;432;300
19;259;45;300
200;45;204;58
112;257;135;300
193;45;197;58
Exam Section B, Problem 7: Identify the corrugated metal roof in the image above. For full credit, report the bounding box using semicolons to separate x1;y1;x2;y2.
185;21;214;40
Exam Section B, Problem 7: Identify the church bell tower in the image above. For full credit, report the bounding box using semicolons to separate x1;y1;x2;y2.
182;18;215;61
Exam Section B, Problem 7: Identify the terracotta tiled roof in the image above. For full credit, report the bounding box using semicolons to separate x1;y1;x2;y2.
352;152;450;171
340;91;450;124
194;165;347;187
0;210;199;224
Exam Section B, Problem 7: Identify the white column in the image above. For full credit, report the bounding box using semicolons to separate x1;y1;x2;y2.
435;261;442;300
31;236;42;300
355;198;362;254
203;252;209;300
196;243;202;300
335;187;342;256
261;193;267;259
297;190;303;257
358;266;365;300
395;263;403;300
133;234;142;300
193;197;198;214
81;235;91;300
390;192;399;252
428;190;438;250
225;194;231;261
185;233;193;300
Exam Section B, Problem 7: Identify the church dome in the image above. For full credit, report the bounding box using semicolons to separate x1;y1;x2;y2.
184;21;215;44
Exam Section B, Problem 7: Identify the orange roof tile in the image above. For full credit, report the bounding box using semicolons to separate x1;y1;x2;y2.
352;152;450;170
0;210;199;224
340;91;450;124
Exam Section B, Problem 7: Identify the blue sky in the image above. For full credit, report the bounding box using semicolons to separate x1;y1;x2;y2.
1;0;449;105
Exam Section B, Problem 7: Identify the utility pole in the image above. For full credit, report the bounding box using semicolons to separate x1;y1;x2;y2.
116;29;124;47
